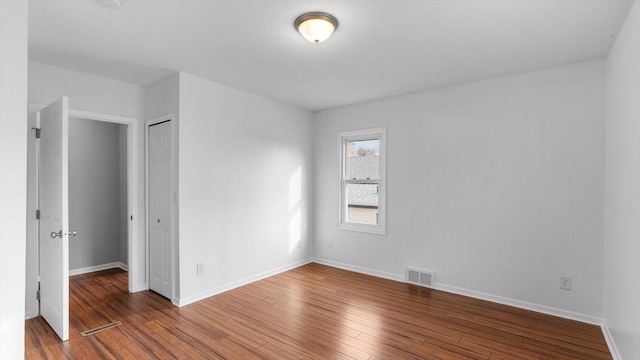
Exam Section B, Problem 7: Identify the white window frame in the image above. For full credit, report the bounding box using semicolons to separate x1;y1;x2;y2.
338;127;386;235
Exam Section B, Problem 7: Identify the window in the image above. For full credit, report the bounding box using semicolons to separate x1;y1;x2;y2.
338;128;386;235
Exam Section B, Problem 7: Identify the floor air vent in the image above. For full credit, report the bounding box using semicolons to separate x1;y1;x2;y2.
406;267;435;288
80;321;122;336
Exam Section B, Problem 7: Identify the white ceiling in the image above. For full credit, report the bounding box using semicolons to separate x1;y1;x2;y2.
28;0;634;111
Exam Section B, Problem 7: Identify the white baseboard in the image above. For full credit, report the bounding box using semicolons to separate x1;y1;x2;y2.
312;257;603;326
69;262;128;276
312;258;405;283
130;283;148;293
176;258;313;307
434;282;602;326
25;308;39;320
601;322;622;360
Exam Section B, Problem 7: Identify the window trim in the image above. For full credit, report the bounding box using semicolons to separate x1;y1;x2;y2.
337;127;386;235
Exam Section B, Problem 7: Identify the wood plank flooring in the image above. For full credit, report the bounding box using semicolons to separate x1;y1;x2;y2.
25;263;612;359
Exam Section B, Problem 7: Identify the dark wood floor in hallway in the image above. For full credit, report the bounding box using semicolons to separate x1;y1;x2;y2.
25;263;612;359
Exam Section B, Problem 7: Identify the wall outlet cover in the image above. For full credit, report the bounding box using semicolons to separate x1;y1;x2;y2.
559;275;572;290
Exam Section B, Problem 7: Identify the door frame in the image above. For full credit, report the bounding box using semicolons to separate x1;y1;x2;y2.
145;114;178;304
69;109;140;294
25;106;141;318
25;111;40;319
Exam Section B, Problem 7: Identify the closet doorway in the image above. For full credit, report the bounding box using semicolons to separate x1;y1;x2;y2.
67;117;129;277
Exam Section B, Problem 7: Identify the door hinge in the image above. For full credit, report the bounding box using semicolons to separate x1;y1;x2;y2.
36;290;40;301
36;210;40;220
31;127;41;138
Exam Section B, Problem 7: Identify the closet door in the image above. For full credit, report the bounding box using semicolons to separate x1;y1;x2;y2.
148;120;172;299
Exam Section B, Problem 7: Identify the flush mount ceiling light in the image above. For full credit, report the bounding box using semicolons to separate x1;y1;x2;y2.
294;12;339;44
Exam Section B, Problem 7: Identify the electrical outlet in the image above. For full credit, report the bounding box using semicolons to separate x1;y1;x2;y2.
196;262;205;275
559;275;572;290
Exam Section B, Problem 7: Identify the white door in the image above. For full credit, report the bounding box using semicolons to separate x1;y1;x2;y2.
149;120;172;299
38;97;70;341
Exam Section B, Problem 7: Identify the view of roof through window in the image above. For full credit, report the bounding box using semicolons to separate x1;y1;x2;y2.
347;139;380;225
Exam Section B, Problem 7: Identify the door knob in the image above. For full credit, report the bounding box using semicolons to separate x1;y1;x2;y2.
50;230;62;238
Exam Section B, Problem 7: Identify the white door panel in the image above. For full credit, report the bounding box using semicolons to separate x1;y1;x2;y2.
38;97;69;341
149;121;172;299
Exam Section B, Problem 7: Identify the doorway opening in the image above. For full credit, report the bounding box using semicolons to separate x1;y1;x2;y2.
67;117;128;276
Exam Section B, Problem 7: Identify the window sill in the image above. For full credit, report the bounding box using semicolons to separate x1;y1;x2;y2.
338;222;386;236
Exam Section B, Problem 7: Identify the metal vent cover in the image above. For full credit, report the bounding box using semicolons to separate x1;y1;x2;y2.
406;267;435;288
80;321;122;336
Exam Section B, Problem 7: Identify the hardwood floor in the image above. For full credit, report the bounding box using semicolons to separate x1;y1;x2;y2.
25;263;612;359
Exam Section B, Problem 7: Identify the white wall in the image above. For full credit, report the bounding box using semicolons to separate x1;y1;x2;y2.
314;59;606;321
28;61;146;289
68;118;126;270
146;73;180;121
0;1;28;358
604;0;640;358
176;72;314;304
29;61;145;119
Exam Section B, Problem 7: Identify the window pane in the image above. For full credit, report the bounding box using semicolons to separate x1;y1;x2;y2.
347;139;379;180
339;128;386;234
346;183;378;225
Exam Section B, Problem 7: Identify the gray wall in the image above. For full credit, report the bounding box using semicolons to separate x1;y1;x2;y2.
69;117;128;270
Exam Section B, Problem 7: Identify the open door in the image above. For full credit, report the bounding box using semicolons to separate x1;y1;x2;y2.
38;96;70;341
